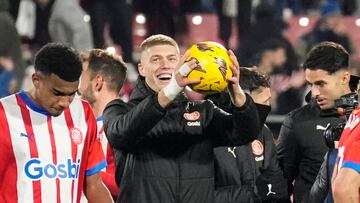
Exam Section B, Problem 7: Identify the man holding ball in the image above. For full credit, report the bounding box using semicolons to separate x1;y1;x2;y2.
103;34;260;203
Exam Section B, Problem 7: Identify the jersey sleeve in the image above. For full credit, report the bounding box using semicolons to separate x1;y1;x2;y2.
341;122;360;173
342;140;360;172
83;102;107;175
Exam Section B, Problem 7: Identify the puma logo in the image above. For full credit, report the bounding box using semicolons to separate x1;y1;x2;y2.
316;123;330;131
266;184;276;196
227;147;236;158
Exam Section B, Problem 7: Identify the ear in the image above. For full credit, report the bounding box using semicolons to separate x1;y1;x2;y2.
32;73;40;88
94;75;104;92
343;71;351;84
138;63;146;77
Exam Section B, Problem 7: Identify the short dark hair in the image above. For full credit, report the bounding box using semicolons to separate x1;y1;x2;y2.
303;41;349;74
239;67;270;92
81;49;127;93
34;43;82;82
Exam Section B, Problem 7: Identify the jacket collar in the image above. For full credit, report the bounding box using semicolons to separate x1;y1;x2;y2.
309;99;340;117
130;77;187;104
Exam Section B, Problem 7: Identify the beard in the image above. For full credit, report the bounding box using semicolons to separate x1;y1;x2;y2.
81;85;95;106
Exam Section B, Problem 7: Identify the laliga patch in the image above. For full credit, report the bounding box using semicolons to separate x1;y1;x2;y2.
70;128;83;145
183;111;200;121
251;140;264;156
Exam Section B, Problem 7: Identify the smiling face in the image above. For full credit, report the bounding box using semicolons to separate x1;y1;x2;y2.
138;44;180;92
305;69;350;110
32;72;79;116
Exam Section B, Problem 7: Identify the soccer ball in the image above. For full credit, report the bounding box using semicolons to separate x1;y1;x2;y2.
186;41;233;95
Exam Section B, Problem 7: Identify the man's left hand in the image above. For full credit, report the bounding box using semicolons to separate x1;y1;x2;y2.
227;50;246;107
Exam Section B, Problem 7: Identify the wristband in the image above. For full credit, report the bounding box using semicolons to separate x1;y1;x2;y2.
179;63;192;76
163;74;183;100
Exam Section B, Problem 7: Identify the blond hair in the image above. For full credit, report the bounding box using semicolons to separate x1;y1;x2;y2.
140;34;179;54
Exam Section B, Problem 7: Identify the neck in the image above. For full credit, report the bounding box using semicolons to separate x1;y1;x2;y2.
27;88;41;107
93;92;118;117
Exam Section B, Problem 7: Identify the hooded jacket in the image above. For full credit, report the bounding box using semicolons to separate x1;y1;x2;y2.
103;78;260;203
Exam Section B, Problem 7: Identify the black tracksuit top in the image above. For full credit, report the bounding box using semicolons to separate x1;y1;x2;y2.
103;78;260;203
277;102;346;203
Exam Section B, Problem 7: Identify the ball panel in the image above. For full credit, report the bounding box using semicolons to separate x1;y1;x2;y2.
186;41;233;95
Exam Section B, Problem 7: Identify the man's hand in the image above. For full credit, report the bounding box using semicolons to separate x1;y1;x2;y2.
159;52;200;107
226;50;246;107
173;51;201;88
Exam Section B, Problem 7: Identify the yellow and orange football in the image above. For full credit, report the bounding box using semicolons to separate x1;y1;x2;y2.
186;41;233;95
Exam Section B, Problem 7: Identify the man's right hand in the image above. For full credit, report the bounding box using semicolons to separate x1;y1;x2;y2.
159;52;200;107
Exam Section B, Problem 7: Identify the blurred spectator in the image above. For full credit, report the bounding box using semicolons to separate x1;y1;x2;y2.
349;57;360;76
237;2;299;75
81;0;133;62
273;0;302;19
254;39;287;74
251;39;305;114
30;0;93;51
137;0;177;38
338;0;357;15
32;0;53;49
236;4;306;115
0;57;14;98
296;0;353;62
8;0;19;19
215;0;251;49
0;0;25;92
48;0;93;50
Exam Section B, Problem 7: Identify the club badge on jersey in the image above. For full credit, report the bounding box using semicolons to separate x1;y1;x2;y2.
70;127;83;145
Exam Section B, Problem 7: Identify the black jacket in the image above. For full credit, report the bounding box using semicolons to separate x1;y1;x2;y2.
308;149;338;203
214;144;257;203
208;93;287;202
277;101;345;203
103;78;260;203
214;125;288;203
254;126;288;202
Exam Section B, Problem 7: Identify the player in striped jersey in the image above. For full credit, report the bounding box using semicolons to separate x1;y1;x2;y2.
332;97;360;202
0;43;114;203
78;49;127;199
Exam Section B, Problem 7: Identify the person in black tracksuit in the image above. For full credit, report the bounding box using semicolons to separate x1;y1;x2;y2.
208;67;288;203
103;35;261;203
277;41;352;203
277;98;346;203
309;78;359;203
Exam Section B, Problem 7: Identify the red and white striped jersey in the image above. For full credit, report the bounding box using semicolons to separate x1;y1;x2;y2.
96;116;119;196
0;91;106;203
